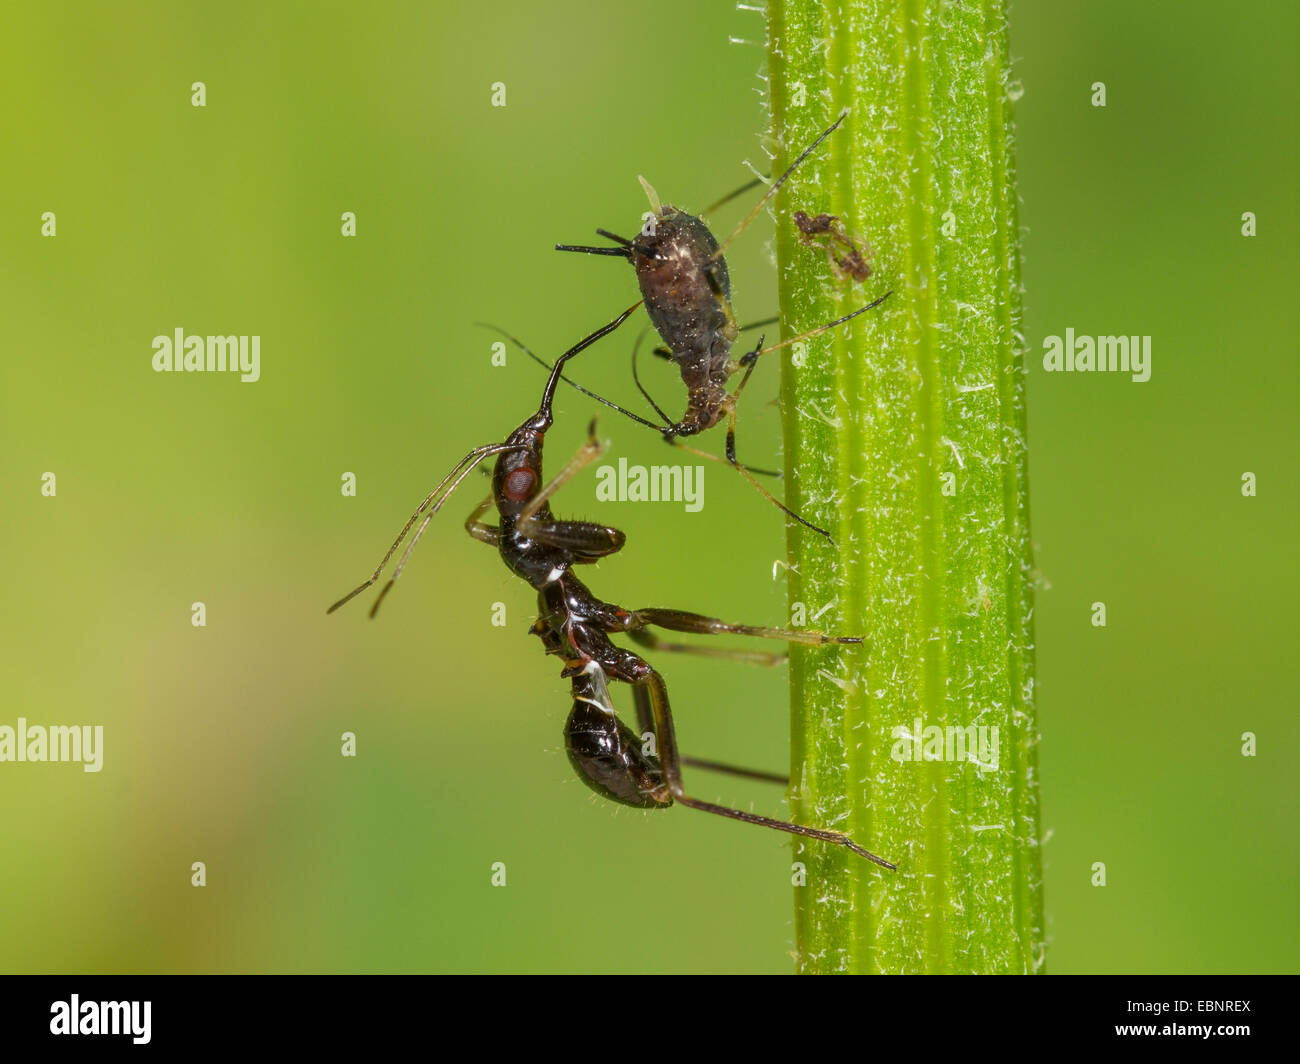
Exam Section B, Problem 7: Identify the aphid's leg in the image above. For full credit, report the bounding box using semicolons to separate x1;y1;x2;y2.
626;628;787;667
326;442;519;616
735;315;780;333
730;462;832;541
745;289;894;364
517;418;605;532
630;685;787;785
667;431;830;536
711;112;848;262
660;437;782;480
658;357;834;541
701;264;741;341
708;288;893;538
552;322;780;481
721;342;782;476
723;344;763;468
617;607;861;648
635;670;895;868
464;493;498;547
630;330;676;427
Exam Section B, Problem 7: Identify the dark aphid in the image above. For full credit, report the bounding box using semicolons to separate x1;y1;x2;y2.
327;311;895;869
794;210;873;283
554;113;894;542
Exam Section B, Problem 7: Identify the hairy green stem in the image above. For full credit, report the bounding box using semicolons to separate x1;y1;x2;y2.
767;0;1044;974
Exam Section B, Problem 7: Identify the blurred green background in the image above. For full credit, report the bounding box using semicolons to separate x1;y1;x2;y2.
0;1;1294;973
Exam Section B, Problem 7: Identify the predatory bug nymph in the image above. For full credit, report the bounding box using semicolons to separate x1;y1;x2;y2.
326;313;895;868
554;112;894;543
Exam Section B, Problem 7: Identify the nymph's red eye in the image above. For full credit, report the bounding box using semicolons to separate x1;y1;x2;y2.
504;469;535;501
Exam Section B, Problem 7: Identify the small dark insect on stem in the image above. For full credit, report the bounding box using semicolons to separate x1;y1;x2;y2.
327;308;895;869
793;210;874;283
554;112;894;544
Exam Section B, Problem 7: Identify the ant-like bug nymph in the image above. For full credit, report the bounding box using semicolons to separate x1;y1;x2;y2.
553;112;895;543
328;309;895;869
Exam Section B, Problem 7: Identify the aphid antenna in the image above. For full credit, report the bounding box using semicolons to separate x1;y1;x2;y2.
555;228;662;261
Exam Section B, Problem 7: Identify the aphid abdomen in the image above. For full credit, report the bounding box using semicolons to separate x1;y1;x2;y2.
634;210;736;361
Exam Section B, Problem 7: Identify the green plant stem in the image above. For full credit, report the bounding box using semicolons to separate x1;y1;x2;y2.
767;0;1043;974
